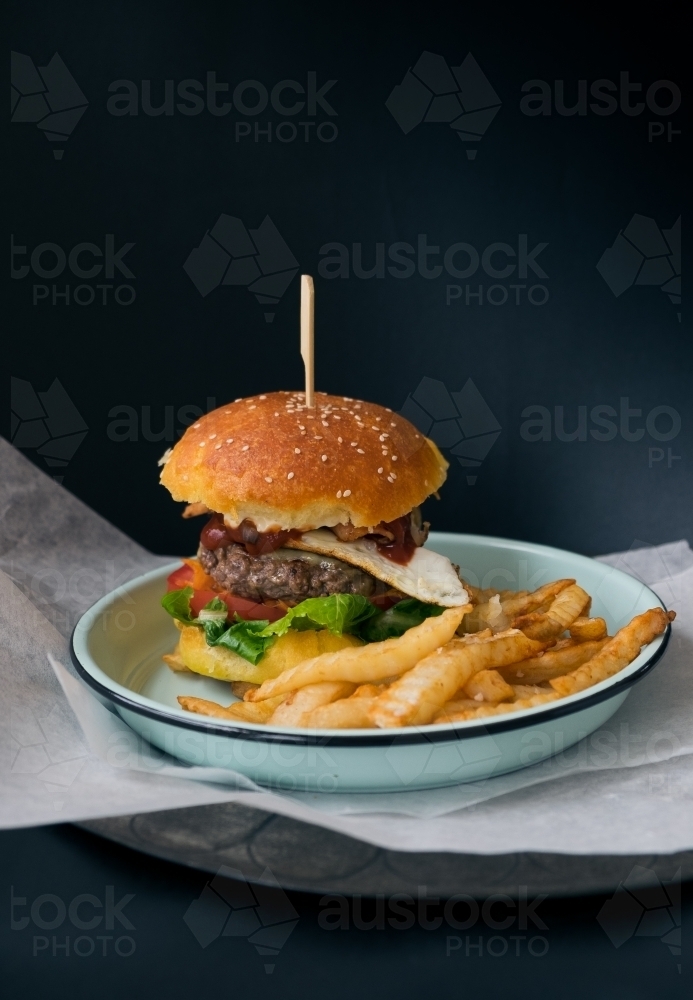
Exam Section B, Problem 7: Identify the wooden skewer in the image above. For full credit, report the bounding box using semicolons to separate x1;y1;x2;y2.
300;274;315;408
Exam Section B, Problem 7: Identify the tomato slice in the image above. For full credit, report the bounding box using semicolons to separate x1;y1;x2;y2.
167;564;194;591
166;562;286;623
219;593;286;623
189;589;222;617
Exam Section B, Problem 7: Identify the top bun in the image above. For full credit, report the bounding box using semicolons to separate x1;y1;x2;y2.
159;391;448;531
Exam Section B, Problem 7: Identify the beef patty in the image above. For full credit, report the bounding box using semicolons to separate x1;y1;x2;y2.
198;542;376;602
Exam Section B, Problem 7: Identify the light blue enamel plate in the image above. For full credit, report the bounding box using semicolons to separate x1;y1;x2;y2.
70;533;671;793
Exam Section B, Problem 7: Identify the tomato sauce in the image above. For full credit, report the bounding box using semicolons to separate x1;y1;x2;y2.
200;514;301;555
372;515;417;565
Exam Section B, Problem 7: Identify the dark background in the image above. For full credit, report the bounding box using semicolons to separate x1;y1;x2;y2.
1;824;689;1000
3;4;689;996
4;0;689;558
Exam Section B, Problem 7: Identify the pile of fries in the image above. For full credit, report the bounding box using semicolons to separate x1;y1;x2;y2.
177;577;674;730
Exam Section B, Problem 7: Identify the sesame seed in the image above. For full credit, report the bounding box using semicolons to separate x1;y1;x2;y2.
193;422;201;429
259;395;266;399
322;421;329;427
265;476;273;483
357;448;364;454
300;430;306;435
391;422;396;427
226;438;233;443
322;454;328;462
215;443;222;449
350;442;357;447
274;412;279;416
199;441;206;447
337;436;343;443
234;398;241;402
209;433;216;439
377;467;383;474
298;425;305;430
248;405;256;410
287;472;294;480
387;476;394;482
474;693;484;702
242;445;249;451
333;415;341;420
392;455;398;461
314;435;323;440
295;447;301;454
336;490;342;498
343;489;352;497
371;426;379;431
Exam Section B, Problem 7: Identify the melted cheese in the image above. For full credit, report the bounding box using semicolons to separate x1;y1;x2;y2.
285;529;468;607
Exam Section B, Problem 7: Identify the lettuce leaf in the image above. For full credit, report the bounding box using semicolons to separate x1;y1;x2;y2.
161;588;444;665
260;593;377;638
205;615;274;665
161;586;195;624
358;598;444;642
161;589;274;665
196;596;230;625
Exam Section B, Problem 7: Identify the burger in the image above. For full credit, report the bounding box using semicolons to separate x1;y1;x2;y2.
158;390;468;684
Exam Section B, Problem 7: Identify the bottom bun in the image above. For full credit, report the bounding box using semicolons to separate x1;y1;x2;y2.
177;624;363;684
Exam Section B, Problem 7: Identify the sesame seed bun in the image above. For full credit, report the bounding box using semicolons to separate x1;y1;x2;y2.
159;391;448;531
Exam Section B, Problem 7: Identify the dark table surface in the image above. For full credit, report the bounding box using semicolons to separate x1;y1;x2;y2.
2;823;689;999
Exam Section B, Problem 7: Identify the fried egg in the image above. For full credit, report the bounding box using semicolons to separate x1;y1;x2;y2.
285;529;468;607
